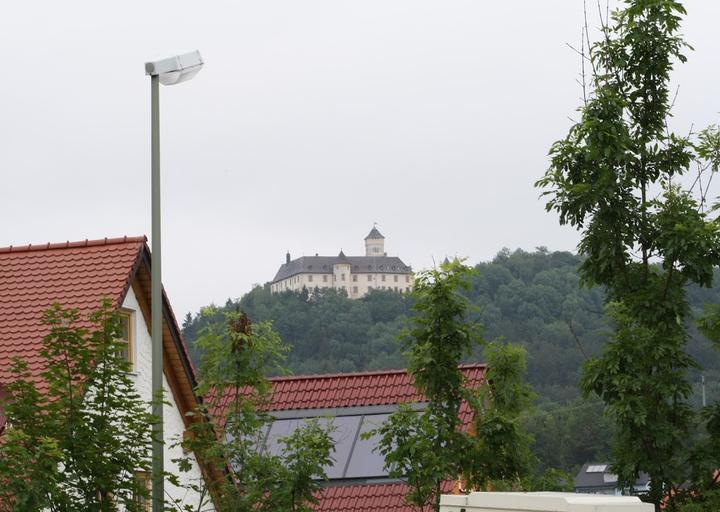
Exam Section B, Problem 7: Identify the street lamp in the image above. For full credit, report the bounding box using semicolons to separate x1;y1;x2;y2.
144;50;203;512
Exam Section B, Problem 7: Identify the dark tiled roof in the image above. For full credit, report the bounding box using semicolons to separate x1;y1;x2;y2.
0;236;146;387
272;255;411;283
574;462;650;491
365;227;385;240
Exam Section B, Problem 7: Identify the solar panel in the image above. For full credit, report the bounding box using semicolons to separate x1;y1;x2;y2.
316;416;362;478
344;414;392;479
263;416;362;478
236;407;422;481
587;464;608;473
265;418;302;456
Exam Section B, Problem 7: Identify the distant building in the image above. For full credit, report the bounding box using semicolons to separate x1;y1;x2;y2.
574;462;650;495
270;227;413;298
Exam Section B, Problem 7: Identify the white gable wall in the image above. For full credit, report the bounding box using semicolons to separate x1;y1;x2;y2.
122;288;211;511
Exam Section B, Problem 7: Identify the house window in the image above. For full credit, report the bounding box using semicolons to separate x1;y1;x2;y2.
381;275;386;282
353;286;358;294
308;275;313;282
134;471;152;511
406;276;410;283
323;275;328;282
394;275;398;282
118;310;133;367
367;275;372;282
341;274;346;281
352;275;358;282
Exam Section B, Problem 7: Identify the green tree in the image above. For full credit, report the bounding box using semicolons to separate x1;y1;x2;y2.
182;311;335;512
537;1;720;509
0;300;156;512
371;260;535;511
465;342;536;491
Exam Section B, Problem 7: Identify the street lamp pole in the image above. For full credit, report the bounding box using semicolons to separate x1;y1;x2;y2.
145;51;204;512
150;71;164;511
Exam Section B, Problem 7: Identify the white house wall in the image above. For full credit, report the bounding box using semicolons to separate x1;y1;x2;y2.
122;288;211;511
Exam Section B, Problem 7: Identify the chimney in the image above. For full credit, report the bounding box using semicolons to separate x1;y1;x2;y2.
286;252;291;264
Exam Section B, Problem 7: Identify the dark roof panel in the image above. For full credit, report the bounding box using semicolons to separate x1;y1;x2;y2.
574;462;650;490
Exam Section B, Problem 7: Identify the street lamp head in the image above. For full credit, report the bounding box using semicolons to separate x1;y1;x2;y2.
145;51;203;86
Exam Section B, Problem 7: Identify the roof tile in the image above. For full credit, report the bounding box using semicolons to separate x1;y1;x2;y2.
0;236;146;386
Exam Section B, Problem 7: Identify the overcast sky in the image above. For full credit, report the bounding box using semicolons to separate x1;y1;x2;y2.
2;1;719;318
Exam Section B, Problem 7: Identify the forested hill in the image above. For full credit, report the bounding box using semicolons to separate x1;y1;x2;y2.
181;248;720;404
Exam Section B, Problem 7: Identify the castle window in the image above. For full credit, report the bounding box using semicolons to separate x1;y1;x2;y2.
381;275;386;282
367;275;372;282
308;275;313;282
394;275;398;282
353;286;358;294
323;275;328;282
352;275;357;282
341;274;346;281
405;276;410;283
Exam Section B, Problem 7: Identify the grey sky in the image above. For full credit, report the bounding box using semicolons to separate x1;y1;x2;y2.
2;1;719;318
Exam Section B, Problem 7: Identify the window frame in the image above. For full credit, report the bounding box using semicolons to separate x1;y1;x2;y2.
134;470;152;511
118;309;135;370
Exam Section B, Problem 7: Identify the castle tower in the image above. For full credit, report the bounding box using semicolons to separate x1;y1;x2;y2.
364;226;385;256
333;250;352;294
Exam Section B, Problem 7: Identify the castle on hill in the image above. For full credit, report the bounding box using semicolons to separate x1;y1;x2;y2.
270;227;413;298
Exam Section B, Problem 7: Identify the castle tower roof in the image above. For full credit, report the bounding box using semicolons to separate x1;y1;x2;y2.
364;227;384;240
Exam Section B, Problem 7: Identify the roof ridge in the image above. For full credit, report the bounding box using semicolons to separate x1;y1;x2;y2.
269;363;487;382
0;236;148;254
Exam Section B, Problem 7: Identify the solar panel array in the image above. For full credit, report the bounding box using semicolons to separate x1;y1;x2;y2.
264;412;398;481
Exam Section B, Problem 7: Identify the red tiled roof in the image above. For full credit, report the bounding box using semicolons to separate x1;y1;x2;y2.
317;483;418;512
267;365;486;411
212;366;485;511
316;480;455;511
214;365;486;429
0;236;146;386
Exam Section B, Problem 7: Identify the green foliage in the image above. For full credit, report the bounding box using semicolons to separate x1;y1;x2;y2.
525;397;614;474
182;311;334;512
0;300;156;512
184;288;413;375
182;248;720;479
370;260;535;511
465;342;536;490
537;0;720;508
